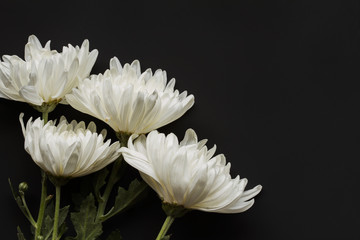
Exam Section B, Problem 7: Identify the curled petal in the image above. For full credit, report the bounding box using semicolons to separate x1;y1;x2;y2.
121;129;262;214
66;58;194;134
19;114;121;178
0;35;98;106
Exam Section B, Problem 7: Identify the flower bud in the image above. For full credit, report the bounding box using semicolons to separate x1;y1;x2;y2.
18;182;28;194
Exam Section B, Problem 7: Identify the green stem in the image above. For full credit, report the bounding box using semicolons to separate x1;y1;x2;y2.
20;194;37;227
96;155;123;221
95;132;130;222
34;112;49;240
52;185;61;240
155;216;175;240
34;170;47;240
42;111;48;124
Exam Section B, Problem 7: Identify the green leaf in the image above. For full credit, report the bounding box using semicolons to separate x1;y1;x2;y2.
101;179;147;221
17;226;26;240
57;223;68;240
93;168;109;202
69;193;102;240
42;201;54;239
161;236;171;240
43;215;54;240
41;201;69;240
106;229;122;240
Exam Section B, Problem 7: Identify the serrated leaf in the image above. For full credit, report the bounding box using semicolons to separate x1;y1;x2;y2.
59;206;69;228
42;201;69;240
106;229;122;240
69;193;102;240
101;179;147;221
42;201;54;239
93;168;109;202
17;226;26;240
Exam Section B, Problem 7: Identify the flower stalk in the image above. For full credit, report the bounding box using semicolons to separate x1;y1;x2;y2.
42;110;48;123
34;111;49;240
2;35;263;240
155;215;175;240
96;132;130;222
96;156;123;221
52;185;61;240
19;189;36;227
35;162;48;240
8;179;37;228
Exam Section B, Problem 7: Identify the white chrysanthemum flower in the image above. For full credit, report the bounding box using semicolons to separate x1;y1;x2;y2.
19;113;121;178
121;129;262;214
0;35;98;108
66;57;194;134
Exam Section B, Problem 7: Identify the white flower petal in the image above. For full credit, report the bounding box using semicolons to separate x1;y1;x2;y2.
19;86;43;105
67;58;194;134
180;129;198;146
120;146;158;181
121;129;262;214
0;35;98;106
19;114;120;178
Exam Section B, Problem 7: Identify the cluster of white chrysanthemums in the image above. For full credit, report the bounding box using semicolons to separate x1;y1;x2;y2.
0;35;262;240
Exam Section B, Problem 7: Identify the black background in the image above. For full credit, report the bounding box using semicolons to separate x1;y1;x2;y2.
1;0;360;239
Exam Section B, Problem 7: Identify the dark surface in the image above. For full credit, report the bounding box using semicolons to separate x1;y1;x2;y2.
1;0;360;239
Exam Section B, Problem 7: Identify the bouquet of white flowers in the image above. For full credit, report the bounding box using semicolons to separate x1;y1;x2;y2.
1;35;262;240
